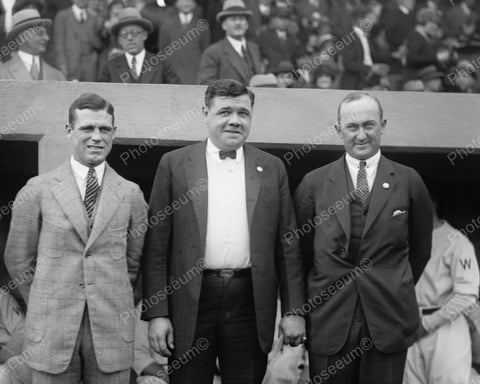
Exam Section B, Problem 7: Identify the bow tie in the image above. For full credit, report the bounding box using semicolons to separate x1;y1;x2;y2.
219;150;236;160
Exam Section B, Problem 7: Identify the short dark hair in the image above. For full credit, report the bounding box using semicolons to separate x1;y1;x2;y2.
68;93;115;127
204;79;255;109
337;91;383;123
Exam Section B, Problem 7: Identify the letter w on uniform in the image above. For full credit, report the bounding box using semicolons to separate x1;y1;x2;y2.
460;259;472;270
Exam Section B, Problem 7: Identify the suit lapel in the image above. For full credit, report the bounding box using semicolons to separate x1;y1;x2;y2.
7;53;32;80
246;41;262;74
363;156;395;236
325;157;351;241
141;52;156;83
114;56;131;83
52;162;89;245
184;142;209;245
243;145;261;229
86;164;124;250
222;39;248;84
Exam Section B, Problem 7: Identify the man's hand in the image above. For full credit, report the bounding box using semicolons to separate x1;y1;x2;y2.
148;317;174;357
279;315;306;347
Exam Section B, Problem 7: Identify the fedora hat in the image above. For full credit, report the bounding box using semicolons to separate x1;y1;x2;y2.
7;9;51;41
110;7;153;36
216;0;253;23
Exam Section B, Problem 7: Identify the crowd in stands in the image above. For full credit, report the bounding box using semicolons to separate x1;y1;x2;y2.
0;0;480;91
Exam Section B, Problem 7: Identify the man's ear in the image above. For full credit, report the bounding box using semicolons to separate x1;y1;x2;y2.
202;105;209;119
381;119;387;134
335;123;343;138
66;124;72;138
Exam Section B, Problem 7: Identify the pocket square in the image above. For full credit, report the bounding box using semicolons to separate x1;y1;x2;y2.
392;209;407;217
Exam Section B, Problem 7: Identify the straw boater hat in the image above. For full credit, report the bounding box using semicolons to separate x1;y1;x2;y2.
216;0;253;23
110;7;153;36
6;9;51;41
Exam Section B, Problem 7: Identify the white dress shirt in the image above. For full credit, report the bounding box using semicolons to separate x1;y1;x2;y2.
227;36;247;58
70;156;105;200
179;12;193;25
125;49;146;78
17;51;39;73
204;139;250;269
398;5;410;15
72;4;87;22
2;0;15;32
345;150;381;191
353;26;373;66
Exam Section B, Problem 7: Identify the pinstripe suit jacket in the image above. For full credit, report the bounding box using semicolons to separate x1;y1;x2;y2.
5;161;148;374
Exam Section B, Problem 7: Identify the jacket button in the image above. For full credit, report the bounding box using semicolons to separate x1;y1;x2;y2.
340;247;346;252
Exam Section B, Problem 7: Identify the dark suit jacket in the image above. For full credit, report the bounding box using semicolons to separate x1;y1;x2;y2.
197;38;263;85
339;30;374;90
294;155;432;355
406;30;439;73
5;161;148;373
377;5;415;50
142;141;305;357
258;27;299;73
158;13;210;84
99;51;180;84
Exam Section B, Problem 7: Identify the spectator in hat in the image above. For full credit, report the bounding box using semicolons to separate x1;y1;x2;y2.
416;64;444;91
158;0;210;84
249;73;278;87
258;7;301;73
406;7;452;77
313;64;335;89
53;0;103;81
197;0;263;85
99;7;179;84
0;8;64;79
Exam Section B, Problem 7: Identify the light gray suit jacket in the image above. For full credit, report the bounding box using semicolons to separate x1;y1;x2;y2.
0;52;65;80
5;161;148;374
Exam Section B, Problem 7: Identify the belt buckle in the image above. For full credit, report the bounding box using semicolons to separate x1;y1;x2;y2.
220;269;234;278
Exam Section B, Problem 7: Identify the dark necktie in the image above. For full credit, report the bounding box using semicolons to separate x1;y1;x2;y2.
131;55;138;80
356;161;369;206
84;168;100;219
241;45;254;73
219;150;236;160
80;10;86;23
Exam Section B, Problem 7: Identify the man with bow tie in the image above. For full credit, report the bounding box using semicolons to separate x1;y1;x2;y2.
294;92;432;384
142;79;306;384
5;93;148;383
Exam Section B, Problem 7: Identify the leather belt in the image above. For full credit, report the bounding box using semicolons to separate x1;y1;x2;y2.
422;307;440;315
203;268;251;278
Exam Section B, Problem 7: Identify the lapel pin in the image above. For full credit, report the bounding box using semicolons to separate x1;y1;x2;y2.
382;182;390;189
257;166;263;172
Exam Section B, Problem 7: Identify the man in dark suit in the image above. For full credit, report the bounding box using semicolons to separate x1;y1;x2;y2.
142;79;306;384
5;93;148;383
295;92;432;384
197;0;263;85
340;5;389;90
53;0;102;81
99;7;179;84
158;0;210;84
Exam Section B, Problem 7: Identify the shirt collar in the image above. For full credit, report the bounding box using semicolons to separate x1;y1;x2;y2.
125;49;146;66
17;50;39;70
226;36;247;55
353;25;367;38
70;156;106;182
72;4;86;20
206;138;244;164
398;5;410;15
461;2;471;15
345;150;381;169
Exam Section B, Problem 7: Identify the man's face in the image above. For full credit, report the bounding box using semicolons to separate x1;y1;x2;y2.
336;96;386;160
67;109;116;167
424;78;443;92
203;95;252;151
73;0;88;9
222;15;249;39
271;16;289;31
176;0;196;13
20;27;49;55
118;25;147;55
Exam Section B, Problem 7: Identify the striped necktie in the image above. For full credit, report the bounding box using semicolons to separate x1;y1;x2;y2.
356;161;369;206
131;55;139;80
84;167;100;219
30;57;39;80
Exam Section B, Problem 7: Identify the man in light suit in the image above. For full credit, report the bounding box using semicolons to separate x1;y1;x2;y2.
197;0;263;85
142;79;306;384
294;92;432;384
53;0;102;81
5;93;148;383
0;9;65;80
99;7;179;84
